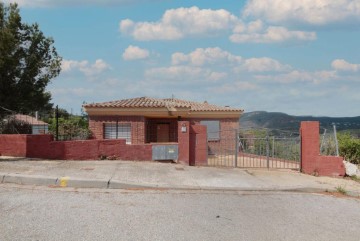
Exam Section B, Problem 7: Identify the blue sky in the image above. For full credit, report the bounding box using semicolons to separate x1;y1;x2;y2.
6;0;360;116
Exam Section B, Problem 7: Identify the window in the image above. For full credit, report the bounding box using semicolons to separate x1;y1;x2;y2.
200;120;220;141
104;123;131;144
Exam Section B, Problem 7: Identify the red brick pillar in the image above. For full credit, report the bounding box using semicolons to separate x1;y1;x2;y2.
178;121;190;165
300;121;345;176
300;121;320;174
190;125;208;166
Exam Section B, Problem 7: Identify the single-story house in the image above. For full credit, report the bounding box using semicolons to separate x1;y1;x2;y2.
83;97;243;153
9;114;49;134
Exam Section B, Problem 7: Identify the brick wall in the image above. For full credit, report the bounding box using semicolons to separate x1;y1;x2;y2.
300;121;345;176
0;135;28;157
0;134;152;161
190;125;208;166
88;115;146;144
26;135;56;158
185;118;238;156
178;121;190;165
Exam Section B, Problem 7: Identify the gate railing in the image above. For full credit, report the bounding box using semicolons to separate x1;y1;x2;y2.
238;136;300;169
207;129;300;170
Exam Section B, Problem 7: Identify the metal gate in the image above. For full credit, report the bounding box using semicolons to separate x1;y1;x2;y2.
207;129;300;170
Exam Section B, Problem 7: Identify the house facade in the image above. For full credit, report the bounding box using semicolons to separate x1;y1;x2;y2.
83;97;243;163
12;114;49;134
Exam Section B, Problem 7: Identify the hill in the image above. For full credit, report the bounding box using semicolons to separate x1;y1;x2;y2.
240;111;360;134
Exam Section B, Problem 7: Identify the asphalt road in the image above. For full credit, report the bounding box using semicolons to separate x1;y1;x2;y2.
1;184;360;241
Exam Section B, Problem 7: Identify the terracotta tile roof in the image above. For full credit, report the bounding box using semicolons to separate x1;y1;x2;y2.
13;114;48;125
84;97;243;112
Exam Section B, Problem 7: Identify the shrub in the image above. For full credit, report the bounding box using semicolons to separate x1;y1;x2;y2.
338;133;360;165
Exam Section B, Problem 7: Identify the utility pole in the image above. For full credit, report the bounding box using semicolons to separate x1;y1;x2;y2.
56;105;59;141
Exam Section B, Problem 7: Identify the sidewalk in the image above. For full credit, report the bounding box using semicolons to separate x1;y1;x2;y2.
1;157;360;196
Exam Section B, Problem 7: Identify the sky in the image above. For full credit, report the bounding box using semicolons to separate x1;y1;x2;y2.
4;0;360;117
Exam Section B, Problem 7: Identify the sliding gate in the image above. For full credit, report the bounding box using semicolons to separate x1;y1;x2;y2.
207;129;300;170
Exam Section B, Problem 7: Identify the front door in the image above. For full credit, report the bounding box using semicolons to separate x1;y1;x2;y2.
157;123;170;142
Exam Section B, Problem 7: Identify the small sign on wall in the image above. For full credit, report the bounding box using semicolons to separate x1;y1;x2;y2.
181;124;187;133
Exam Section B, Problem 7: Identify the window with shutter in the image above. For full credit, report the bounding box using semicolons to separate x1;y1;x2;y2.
104;123;131;144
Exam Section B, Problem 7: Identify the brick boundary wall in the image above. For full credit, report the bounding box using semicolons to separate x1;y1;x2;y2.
300;121;345;176
177;122;208;166
0;134;152;161
177;121;190;165
190;125;207;166
0;135;28;157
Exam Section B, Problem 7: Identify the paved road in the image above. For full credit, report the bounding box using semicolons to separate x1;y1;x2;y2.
1;184;360;241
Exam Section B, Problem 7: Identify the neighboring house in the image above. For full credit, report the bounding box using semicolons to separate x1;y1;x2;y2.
13;114;49;134
83;97;243;149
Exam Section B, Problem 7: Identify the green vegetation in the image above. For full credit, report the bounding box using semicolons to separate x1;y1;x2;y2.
44;108;91;140
335;186;347;195
0;2;61;117
337;132;360;165
239;129;300;161
349;175;360;183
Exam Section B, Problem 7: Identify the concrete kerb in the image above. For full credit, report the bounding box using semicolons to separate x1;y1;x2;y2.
108;180;201;190
2;173;57;186
55;177;109;189
0;173;5;183
0;173;108;189
0;172;359;197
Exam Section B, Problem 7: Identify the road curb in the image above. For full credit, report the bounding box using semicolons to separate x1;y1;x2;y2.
55;177;109;189
0;172;359;197
2;173;57;186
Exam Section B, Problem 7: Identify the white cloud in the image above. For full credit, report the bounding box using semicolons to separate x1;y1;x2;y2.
172;47;242;66
61;59;110;77
331;59;360;72
255;70;338;84
230;25;316;43
240;57;292;72
247;20;263;33
208;72;228;81
61;60;88;73
119;19;135;34
145;66;211;81
119;6;318;44
119;6;239;40
243;0;360;26
4;0;153;7
172;47;291;73
123;45;150;60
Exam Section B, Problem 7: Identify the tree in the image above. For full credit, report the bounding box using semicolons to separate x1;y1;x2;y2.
0;2;61;116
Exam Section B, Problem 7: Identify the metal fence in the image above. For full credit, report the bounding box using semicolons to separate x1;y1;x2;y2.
238;136;300;169
319;126;339;156
0;106;90;141
207;129;301;170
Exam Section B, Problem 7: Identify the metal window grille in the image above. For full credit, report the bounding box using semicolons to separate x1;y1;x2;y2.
104;123;131;144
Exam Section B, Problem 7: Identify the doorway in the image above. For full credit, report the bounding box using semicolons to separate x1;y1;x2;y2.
157;123;170;142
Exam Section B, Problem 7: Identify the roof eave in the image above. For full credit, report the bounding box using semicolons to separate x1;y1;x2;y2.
84;106;191;118
188;111;243;119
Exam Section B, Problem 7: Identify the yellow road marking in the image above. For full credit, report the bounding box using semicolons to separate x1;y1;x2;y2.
59;177;70;187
